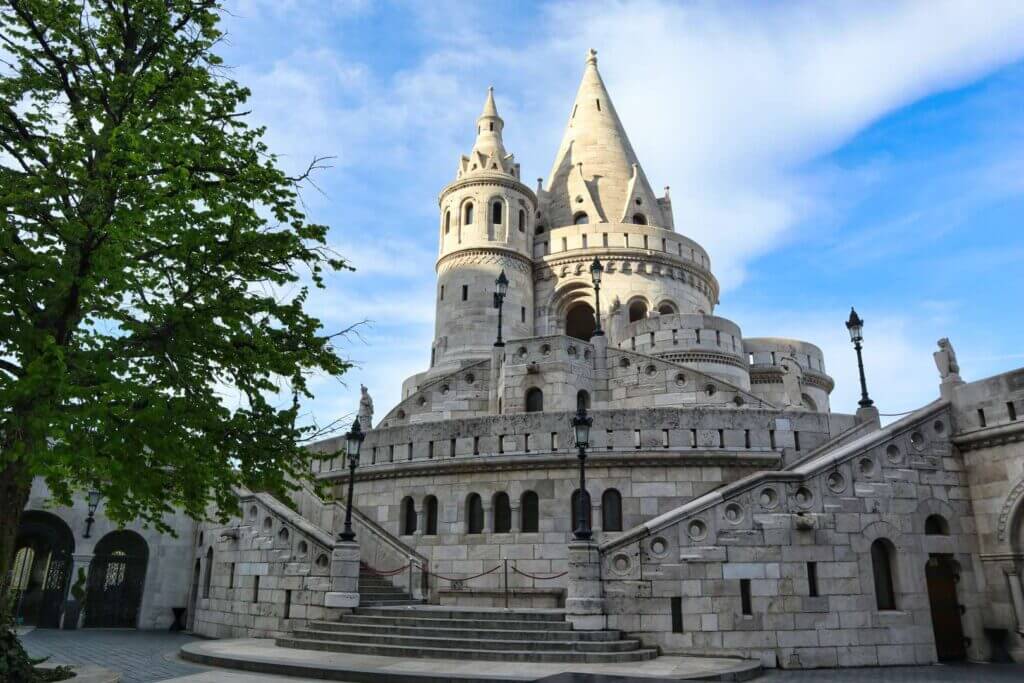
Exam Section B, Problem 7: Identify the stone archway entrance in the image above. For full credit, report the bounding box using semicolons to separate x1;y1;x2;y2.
84;530;149;628
12;511;75;628
566;302;595;341
926;556;966;661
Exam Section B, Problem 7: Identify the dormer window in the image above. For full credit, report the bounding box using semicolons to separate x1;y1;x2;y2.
632;213;647;225
573;212;589;225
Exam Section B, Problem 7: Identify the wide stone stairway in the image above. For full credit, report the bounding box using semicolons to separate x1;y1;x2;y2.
276;606;659;663
357;563;422;606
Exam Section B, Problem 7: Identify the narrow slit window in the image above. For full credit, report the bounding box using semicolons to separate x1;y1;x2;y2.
662;238;667;252
690;429;697;448
562;237;568;251
253;575;260;603
1009;402;1018;421
284;589;292;618
462;285;468;301
596;99;601;111
603;233;609;247
498;435;504;454
450;438;457;457
634;429;641;449
552;432;559;450
524;433;531;452
744;429;751;448
794;431;801;451
473;436;480;455
718;429;725;448
440;285;444;300
607;429;614;450
582;234;588;249
428;441;434;459
978;408;987;427
662;429;670;448
521;306;526;323
740;579;752;615
228;563;235;589
769;430;776;449
671;597;683;633
807;562;819;597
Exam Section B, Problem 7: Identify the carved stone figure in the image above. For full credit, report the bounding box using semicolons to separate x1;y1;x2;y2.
358;384;374;430
934;338;963;384
779;347;804;408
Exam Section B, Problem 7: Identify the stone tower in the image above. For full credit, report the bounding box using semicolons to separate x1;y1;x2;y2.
432;89;537;371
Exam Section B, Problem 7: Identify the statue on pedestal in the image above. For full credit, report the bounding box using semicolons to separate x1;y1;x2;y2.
779;347;804;409
357;384;374;430
933;338;963;385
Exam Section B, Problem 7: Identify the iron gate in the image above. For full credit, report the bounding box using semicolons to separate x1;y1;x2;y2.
84;553;147;628
35;553;71;629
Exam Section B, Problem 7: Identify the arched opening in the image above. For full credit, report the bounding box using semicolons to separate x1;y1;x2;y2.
492;201;503;225
187;558;201;630
573;212;589;225
656;301;677;316
566;302;596;341
601;489;623;532
444;211;451;234
628;300;648;322
85;530;150;628
11;511;75;628
576;390;591;411
493;492;512;533
466;493;484;534
424;496;438;536
464;202;474;226
202;546;213;600
871;538;897;610
632;213;647;225
518;209;526;232
926;556;966;661
525;387;544;413
801;393;818;412
925;514;950;535
520;491;539;533
570;489;592;534
400;497;417;535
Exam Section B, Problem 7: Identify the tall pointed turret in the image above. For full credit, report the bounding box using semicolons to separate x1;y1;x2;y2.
457;87;519;179
541;49;669;229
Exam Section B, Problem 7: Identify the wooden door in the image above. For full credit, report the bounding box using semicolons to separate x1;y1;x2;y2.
926;558;966;661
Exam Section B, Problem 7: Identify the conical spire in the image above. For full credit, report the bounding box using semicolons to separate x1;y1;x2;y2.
543;49;665;228
472;86;506;159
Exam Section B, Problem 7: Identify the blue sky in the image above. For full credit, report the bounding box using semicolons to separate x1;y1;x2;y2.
218;0;1024;431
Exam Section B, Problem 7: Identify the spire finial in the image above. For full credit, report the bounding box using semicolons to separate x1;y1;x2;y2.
479;86;500;120
586;48;598;66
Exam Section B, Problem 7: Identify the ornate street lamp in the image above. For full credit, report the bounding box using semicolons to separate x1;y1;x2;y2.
589;257;604;337
493;270;509;347
845;307;874;408
84;489;101;538
571;405;594;540
338;418;365;542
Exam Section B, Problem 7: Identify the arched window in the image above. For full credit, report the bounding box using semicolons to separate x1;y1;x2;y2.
570;489;592;532
525;387;543;412
466;493;484;534
602;489;623;532
657;302;676;316
401;497;417;535
925;514;950;535
628;300;648;322
518;209;526;232
632;213;647;225
424;496;438;536
520;491;539;532
493;492;512;533
464;202;474;225
535;225;545;235
576;390;591;411
444;211;451;234
573;212;589;225
202;546;213;599
871;539;897;610
492;201;503;224
566;302;596;341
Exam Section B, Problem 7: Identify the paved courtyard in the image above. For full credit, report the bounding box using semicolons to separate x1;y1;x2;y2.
18;628;1024;683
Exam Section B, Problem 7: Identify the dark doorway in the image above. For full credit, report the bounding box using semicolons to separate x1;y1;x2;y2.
12;511;75;628
187;558;201;630
566;303;595;341
525;387;544;413
926;556;966;661
85;530;149;628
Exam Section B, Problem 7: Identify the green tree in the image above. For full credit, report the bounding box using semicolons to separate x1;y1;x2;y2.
0;0;349;641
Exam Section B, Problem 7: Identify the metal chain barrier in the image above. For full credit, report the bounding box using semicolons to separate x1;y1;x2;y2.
361;563;412;576
425;563;501;582
511;566;568;581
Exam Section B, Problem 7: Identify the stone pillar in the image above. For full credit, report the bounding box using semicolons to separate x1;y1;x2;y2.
855;404;881;430
566;539;605;630
409;557;426;600
324;541;360;609
591;333;609;405
1007;569;1024;634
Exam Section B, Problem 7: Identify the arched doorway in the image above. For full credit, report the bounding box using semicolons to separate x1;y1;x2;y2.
85;530;149;628
12;511;75;628
926;556;966;661
566;303;596;341
187;557;201;631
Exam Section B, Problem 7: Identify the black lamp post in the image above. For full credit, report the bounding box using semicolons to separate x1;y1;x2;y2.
84;489;101;538
493;270;509;347
589;258;604;337
338;418;365;542
571;405;594;540
845;307;874;408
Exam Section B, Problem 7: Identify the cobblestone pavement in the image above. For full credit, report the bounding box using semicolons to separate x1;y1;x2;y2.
17;629;1024;683
20;628;208;683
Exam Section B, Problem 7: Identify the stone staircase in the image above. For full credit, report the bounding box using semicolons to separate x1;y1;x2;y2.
277;606;659;662
358;563;422;606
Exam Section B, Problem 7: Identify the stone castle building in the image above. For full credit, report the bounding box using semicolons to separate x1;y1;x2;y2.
13;51;1024;671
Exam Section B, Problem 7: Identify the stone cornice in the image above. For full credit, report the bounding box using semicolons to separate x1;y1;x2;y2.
436;247;533;275
654;350;747;370
952;419;1024;452
317;449;781;485
750;367;836;393
439;173;537;207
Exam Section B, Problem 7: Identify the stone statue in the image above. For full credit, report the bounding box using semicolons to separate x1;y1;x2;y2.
357;384;374;430
934;338;963;384
779;347;804;409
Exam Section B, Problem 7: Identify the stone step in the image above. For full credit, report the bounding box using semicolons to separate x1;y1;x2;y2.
354;606;566;622
305;620;616;641
290;628;641;653
359;589;413;597
274;637;659;663
336;613;574;631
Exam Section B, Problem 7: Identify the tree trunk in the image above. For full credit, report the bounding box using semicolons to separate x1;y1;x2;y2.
0;461;31;624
